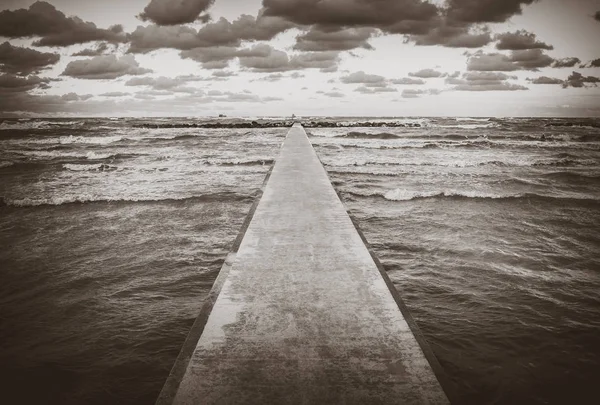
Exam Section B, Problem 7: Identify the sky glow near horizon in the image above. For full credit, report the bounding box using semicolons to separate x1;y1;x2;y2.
0;0;599;117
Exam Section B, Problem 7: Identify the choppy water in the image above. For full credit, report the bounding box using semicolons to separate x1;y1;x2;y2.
1;117;599;404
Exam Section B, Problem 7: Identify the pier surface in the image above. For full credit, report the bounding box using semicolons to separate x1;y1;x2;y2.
160;124;450;404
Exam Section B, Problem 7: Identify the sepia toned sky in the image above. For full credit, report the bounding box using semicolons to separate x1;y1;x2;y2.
1;0;599;117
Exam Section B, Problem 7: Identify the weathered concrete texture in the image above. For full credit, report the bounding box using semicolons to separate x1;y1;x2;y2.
170;124;450;405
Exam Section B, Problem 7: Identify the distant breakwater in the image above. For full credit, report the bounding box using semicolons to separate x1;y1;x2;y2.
133;120;424;129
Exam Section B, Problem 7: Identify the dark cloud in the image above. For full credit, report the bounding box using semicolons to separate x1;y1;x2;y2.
212;70;236;78
62;55;152;80
412;24;492;48
510;49;554;70
391;77;426;85
583;58;600;68
0;91;99;114
323;91;345;98
194;14;295;46
294;26;377;51
127;25;200;53
408;1;540;48
237;45;290;72
0;42;60;76
256;73;285;82
0;89;281;115
180;46;241;69
0;92;81;113
400;88;441;98
262;0;438;35
562;71;600;88
447;71;527;91
446;0;537;23
340;71;386;85
251;1;538;52
72;43;111;57
355;85;396;94
551;57;581;68
0;2;126;47
238;45;339;72
61;92;93;102
467;52;519;71
527;76;564;85
401;89;425;98
259;72;304;81
0;73;52;93
594;11;600;22
138;0;214;25
341;71;437;90
181;43;338;71
127;14;294;53
409;68;446;78
467;49;553;71
454;82;527;91
495;30;553;50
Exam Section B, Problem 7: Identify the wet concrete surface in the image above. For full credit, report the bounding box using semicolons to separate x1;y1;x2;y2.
166;124;450;404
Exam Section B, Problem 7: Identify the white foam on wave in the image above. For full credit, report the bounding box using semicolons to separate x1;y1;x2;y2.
63;163;105;171
347;188;513;200
351;189;600;202
4;193;183;207
439;123;497;129
205;157;274;166
59;135;123;145
383;189;447;201
85;151;114;160
22;150;88;159
18;150;120;160
0;120;73;130
0;161;14;169
2;191;252;207
455;117;491;122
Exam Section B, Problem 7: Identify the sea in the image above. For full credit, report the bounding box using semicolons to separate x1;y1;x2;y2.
0;117;599;405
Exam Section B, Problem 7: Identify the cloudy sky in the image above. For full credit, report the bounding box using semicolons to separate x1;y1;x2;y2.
1;0;599;117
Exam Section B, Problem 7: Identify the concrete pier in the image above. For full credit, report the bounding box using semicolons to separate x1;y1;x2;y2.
157;124;451;405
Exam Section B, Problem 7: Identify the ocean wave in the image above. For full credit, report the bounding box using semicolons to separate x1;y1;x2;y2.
15;150;137;162
0;120;84;130
63;163;118;172
532;158;598;167
317;131;598;144
145;134;200;142
437;123;498;129
0;161;14;169
336;131;401;140
345;189;599;202
542;171;600;182
205;158;274;166
337;118;431;127
85;151;115;160
326;159;510;168
324;156;598;169
454;117;491;122
0;192;256;208
18;150;89;159
59;135;123;145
